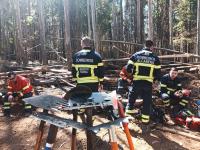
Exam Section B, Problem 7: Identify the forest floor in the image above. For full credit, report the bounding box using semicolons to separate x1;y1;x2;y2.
0;64;200;150
0;106;200;150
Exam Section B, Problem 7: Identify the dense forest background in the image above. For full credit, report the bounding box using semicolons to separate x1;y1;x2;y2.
0;0;200;67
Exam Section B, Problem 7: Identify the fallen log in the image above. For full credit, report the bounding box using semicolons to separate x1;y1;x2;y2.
155;126;200;142
159;53;200;59
103;57;129;62
112;45;132;57
58;78;76;87
0;66;49;77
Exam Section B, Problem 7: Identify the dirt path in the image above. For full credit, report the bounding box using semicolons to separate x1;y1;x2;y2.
0;113;200;150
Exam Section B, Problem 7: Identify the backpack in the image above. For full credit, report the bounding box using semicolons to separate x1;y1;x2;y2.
186;116;200;131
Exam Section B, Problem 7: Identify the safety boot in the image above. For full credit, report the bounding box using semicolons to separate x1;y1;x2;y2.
125;106;135;116
140;123;151;134
3;109;11;117
23;108;32;117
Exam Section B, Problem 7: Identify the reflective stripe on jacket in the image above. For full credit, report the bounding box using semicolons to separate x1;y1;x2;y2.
72;49;104;84
7;75;33;94
127;48;161;83
160;74;182;94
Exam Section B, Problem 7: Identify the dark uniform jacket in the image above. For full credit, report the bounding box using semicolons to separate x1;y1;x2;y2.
160;74;182;95
72;48;104;84
127;48;161;83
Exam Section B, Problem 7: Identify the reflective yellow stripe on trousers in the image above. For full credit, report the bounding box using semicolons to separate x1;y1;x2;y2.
141;114;150;123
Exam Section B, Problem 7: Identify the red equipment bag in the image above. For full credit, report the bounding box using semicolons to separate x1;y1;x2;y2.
175;108;193;127
181;89;191;97
186;116;200;131
175;117;186;126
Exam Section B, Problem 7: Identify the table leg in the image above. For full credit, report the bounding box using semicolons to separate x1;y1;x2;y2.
45;124;58;150
118;101;134;150
34;120;46;150
34;109;48;150
86;108;93;150
109;126;118;150
71;111;78;150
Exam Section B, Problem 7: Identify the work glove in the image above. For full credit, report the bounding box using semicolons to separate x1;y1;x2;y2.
152;81;160;91
174;90;183;98
17;92;24;97
98;84;103;92
13;92;19;97
8;95;14;101
7;92;12;95
127;78;132;84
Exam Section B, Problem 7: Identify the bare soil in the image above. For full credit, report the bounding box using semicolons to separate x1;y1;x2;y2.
0;104;200;150
0;75;200;150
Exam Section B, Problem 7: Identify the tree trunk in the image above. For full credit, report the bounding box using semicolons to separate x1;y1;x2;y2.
0;3;2;57
148;0;153;40
64;0;72;70
161;0;169;48
129;0;135;42
87;0;92;37
140;0;144;43
133;0;137;42
136;0;141;43
59;0;65;58
136;0;144;43
196;0;200;55
15;0;25;64
169;0;173;48
75;0;81;39
111;0;117;41
123;0;130;41
90;0;99;51
38;0;47;65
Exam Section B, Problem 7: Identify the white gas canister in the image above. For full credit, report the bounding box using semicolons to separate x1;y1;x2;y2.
196;100;200;117
198;105;200;117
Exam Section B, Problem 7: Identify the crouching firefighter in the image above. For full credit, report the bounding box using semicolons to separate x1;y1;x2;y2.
160;67;192;116
116;65;133;96
125;40;161;129
3;71;33;117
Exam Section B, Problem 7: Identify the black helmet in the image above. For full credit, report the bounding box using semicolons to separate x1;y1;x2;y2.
8;71;16;78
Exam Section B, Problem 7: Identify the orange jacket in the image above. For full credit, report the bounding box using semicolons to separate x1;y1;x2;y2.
119;66;133;81
7;75;33;96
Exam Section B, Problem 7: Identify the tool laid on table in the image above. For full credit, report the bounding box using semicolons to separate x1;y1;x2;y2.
24;86;134;150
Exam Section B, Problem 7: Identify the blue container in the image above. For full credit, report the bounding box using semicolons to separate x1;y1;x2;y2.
196;100;200;117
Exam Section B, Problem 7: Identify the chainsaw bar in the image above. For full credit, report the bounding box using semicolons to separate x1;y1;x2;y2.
32;112;131;132
23;92;113;112
32;112;87;129
89;117;132;133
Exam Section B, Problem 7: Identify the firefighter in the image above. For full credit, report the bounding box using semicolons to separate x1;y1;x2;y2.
3;71;33;117
116;65;133;96
160;67;192;116
125;40;161;129
72;36;104;92
71;37;104;149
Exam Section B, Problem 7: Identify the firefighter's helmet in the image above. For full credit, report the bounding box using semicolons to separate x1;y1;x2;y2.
7;71;16;78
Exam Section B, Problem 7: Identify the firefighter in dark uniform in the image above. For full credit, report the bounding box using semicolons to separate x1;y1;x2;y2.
71;36;104;149
3;71;33;117
72;36;104;92
160;68;191;116
125;40;161;127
